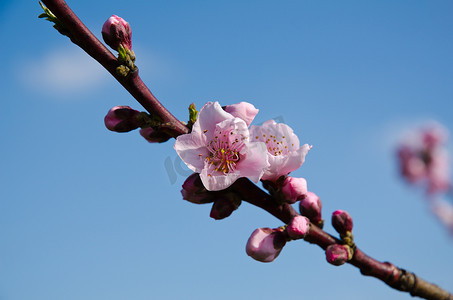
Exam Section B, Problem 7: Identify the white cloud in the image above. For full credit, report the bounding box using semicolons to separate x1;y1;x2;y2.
17;43;182;101
18;46;109;97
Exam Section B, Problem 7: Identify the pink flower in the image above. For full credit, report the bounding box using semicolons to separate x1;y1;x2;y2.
102;15;132;51
286;215;310;239
223;102;259;127
246;228;287;263
281;177;308;204
250;120;311;181
174;102;269;191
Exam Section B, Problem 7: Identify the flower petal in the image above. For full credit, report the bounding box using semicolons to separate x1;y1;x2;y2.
200;163;241;191
277;143;311;177
174;132;209;173
251;120;310;181
224;102;259;127
196;101;234;141
236;142;270;183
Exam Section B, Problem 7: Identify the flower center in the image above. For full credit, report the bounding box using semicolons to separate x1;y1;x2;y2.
255;133;293;156
206;129;243;174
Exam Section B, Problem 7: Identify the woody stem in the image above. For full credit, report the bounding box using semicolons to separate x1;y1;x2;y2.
40;0;189;138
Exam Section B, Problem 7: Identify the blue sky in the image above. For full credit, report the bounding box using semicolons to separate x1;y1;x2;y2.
1;1;453;299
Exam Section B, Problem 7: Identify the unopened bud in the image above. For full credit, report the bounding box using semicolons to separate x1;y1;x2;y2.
104;106;140;132
246;228;286;263
325;244;350;266
102;15;132;51
210;194;241;220
224;102;259;127
181;173;213;204
331;210;353;236
281;177;307;204
286;215;310;240
140;128;172;143
299;191;322;225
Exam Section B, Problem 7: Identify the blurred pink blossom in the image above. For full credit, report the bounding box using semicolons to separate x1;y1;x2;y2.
431;200;453;236
397;123;451;194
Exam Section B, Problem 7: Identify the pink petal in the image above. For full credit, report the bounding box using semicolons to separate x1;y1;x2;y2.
262;144;311;181
224;102;259;127
251;120;310;180
174;132;209;173
197;102;234;141
277;143;311;177
235;142;270;183
200;163;241;191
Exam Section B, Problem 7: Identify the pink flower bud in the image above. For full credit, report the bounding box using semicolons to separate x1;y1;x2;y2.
299;191;322;224
102;15;132;51
325;244;350;266
281;177;307;204
246;228;286;263
286;215;310;239
104;106;140;132
224;102;259;127
181;173;213;204
140;128;172;143
331;210;353;235
210;194;241;220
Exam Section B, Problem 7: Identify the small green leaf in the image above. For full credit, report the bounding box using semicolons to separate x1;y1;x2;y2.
189;103;198;124
117;44;127;61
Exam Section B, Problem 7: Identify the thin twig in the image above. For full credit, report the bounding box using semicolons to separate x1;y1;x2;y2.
232;178;453;300
40;0;188;138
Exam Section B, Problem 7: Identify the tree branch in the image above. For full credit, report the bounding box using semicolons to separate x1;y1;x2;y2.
39;1;453;299
232;178;453;300
40;0;188;137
